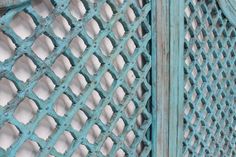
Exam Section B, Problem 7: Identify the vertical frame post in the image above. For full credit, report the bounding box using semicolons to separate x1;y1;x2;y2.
155;0;184;156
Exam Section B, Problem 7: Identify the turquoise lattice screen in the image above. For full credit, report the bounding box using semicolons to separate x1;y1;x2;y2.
0;0;156;156
183;0;236;156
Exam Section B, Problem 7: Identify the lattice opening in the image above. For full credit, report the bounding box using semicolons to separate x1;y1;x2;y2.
125;130;136;147
10;12;36;39
51;55;71;79
100;37;114;56
100;3;114;22
33;76;55;100
13;98;38;124
113;21;126;39
116;149;126;157
31;34;54;60
100;71;114;91
71;109;88;132
16;140;40;157
85;90;101;110
69;36;87;58
72;144;88;157
100;137;114;156
69;73;88;96
69;0;87;20
86;124;101;144
53;94;72;116
13;55;36;82
32;0;54;18
113;87;126;105
113;54;125;72
52;15;71;39
86;18;101;39
99;105;113;125
54;131;74;154
0;78;17;107
85;54;101;75
34;115;57;140
0;122;19;150
0;31;16;62
113;118;125;136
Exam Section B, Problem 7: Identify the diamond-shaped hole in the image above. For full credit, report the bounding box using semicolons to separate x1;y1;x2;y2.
32;0;54;18
101;137;114;156
126;70;136;86
72;144;89;157
71;109;88;132
100;72;114;91
10;12;36;39
52;15;71;39
70;36;87;58
136;22;148;39
33;76;55;100
112;118;125;136
13;98;38;124
100;3;113;22
125;101;135;117
0;31;16;62
125;130;135;147
16;140;40;157
126;38;136;55
54;94;72;116
86;18;100;39
54;131;73;154
100;105;113;125
87;124;101;144
35;115;56;140
113;87;125;105
69;73;88;96
126;7;136;23
113;55;125;72
112;21;125;39
115;149;125;157
32;34;54;60
100;37;113;56
136;83;148;100
86;90;101;110
136;113;144;128
137;53;147;70
85;54;101;75
70;0;86;20
0;78;17;107
136;141;145;156
137;0;147;8
13;55;36;82
52;55;71;79
0;122;19;150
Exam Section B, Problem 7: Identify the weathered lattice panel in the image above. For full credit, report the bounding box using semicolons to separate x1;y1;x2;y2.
184;0;236;156
0;0;154;156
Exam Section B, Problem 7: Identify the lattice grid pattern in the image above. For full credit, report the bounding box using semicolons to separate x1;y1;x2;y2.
184;0;236;156
0;0;153;156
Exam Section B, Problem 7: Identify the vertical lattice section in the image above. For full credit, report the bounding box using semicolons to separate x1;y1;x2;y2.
0;0;153;156
184;0;236;156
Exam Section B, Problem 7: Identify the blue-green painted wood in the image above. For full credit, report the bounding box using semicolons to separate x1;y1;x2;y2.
0;0;156;156
183;0;236;156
